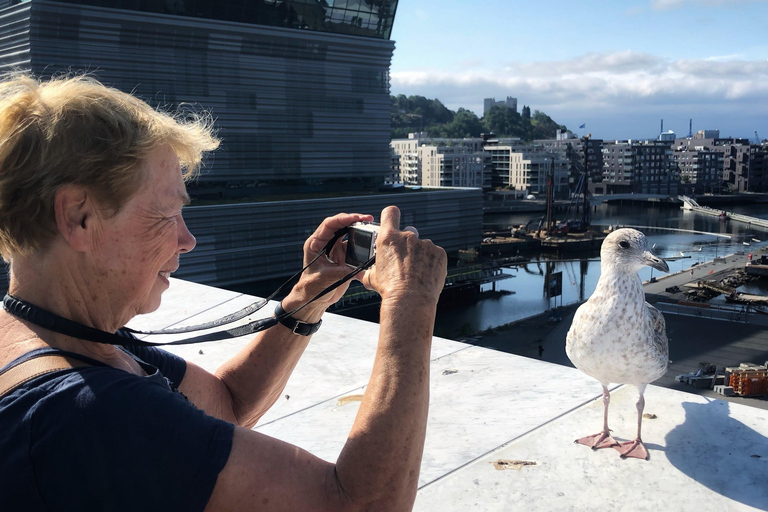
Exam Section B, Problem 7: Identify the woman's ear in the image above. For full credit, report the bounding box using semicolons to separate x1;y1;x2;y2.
53;185;93;252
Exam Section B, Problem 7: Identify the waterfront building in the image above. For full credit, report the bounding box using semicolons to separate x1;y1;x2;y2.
535;135;604;196
677;136;766;193
483;96;517;115
672;141;724;195
0;0;482;289
390;135;490;188
418;145;490;189
480;136;526;189
601;140;679;195
723;141;765;193
508;148;569;198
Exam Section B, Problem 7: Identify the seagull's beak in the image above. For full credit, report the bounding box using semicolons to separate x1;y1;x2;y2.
643;251;669;273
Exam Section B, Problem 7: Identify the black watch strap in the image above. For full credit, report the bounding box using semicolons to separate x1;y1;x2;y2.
274;302;322;336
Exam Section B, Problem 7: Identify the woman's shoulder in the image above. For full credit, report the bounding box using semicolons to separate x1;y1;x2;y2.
0;350;234;512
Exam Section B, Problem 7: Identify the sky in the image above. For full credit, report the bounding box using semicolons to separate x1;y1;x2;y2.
388;0;768;141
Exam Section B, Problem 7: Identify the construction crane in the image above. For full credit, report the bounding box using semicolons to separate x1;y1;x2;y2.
756;131;761;144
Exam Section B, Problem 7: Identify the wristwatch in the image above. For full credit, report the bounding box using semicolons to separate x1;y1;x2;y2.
274;302;322;336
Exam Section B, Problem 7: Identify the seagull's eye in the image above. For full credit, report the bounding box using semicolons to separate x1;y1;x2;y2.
618;241;631;249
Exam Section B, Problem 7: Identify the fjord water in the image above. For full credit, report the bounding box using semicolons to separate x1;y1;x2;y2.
435;202;768;337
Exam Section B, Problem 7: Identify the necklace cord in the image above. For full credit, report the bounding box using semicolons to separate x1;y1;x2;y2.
2;227;375;346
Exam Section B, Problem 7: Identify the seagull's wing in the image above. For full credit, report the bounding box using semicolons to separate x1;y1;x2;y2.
645;302;669;361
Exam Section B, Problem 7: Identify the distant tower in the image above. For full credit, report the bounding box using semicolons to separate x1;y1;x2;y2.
660;119;663;135
688;119;692;138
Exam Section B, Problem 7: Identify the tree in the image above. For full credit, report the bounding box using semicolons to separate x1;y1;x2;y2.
390;94;566;140
482;105;521;136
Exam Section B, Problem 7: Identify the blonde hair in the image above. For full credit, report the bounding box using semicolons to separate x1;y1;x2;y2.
0;72;220;261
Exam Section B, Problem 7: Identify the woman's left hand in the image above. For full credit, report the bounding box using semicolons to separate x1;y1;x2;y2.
280;212;374;323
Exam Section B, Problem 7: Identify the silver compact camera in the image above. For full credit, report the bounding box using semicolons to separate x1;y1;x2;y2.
345;222;380;267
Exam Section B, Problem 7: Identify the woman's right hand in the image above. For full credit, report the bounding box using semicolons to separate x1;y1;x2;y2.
360;206;447;307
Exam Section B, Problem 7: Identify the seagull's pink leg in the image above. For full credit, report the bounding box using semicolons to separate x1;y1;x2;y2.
614;384;650;460
575;384;619;449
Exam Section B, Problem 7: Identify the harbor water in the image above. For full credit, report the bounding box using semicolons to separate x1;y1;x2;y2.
432;202;768;339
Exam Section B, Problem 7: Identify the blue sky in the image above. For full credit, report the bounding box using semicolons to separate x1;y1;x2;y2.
389;0;768;141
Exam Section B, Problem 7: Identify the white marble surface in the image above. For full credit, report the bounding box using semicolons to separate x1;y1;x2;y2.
414;384;768;512
129;278;468;423
131;278;768;511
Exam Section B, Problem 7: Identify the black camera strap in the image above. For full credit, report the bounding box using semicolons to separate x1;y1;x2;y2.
2;227;375;346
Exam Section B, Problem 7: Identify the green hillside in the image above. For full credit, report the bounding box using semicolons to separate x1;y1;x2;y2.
391;94;567;140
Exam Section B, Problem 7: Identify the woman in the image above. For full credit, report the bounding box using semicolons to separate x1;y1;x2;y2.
0;74;447;511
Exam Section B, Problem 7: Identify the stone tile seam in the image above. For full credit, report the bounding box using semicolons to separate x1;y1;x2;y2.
415;384;626;491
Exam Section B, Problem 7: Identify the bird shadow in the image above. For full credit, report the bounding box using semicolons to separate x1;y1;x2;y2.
665;400;768;510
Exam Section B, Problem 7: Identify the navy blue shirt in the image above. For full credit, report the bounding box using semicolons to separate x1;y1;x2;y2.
0;346;234;511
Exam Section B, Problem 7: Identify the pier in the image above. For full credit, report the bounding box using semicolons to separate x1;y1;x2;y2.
680;195;768;229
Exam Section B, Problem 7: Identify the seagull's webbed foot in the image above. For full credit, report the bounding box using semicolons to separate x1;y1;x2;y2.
575;431;619;450
614;438;649;460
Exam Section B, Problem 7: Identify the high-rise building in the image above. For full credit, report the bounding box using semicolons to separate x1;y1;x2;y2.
0;0;482;288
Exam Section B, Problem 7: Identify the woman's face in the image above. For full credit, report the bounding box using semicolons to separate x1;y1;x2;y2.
89;144;196;324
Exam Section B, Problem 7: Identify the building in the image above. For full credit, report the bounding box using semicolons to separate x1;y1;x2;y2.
536;135;604;196
482;137;526;189
672;141;724;195
391;136;422;185
673;147;724;195
659;130;676;142
483;96;517;115
508;148;569;198
418;145;490;189
676;136;766;194
601;140;678;195
694;129;721;140
390;134;490;189
0;0;482;289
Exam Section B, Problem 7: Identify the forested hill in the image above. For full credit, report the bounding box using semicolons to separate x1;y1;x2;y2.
391;94;568;141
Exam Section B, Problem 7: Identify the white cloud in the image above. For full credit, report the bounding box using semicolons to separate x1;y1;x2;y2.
389;52;768;139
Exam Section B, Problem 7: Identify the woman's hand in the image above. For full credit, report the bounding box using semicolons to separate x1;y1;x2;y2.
281;212;373;322
360;206;447;307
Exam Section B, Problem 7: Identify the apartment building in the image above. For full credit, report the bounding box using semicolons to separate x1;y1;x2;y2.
508;150;569;198
483;138;527;189
672;142;724;195
391;135;490;188
601;140;678;195
536;133;604;195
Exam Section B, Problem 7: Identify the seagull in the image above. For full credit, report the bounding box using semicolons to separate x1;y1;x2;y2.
566;228;669;460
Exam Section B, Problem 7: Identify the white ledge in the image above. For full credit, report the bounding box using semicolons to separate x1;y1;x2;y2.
129;278;768;511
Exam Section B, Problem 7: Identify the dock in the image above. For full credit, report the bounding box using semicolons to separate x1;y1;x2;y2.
680;195;768;229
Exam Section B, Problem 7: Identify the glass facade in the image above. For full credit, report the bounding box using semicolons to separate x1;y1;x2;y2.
45;0;398;39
